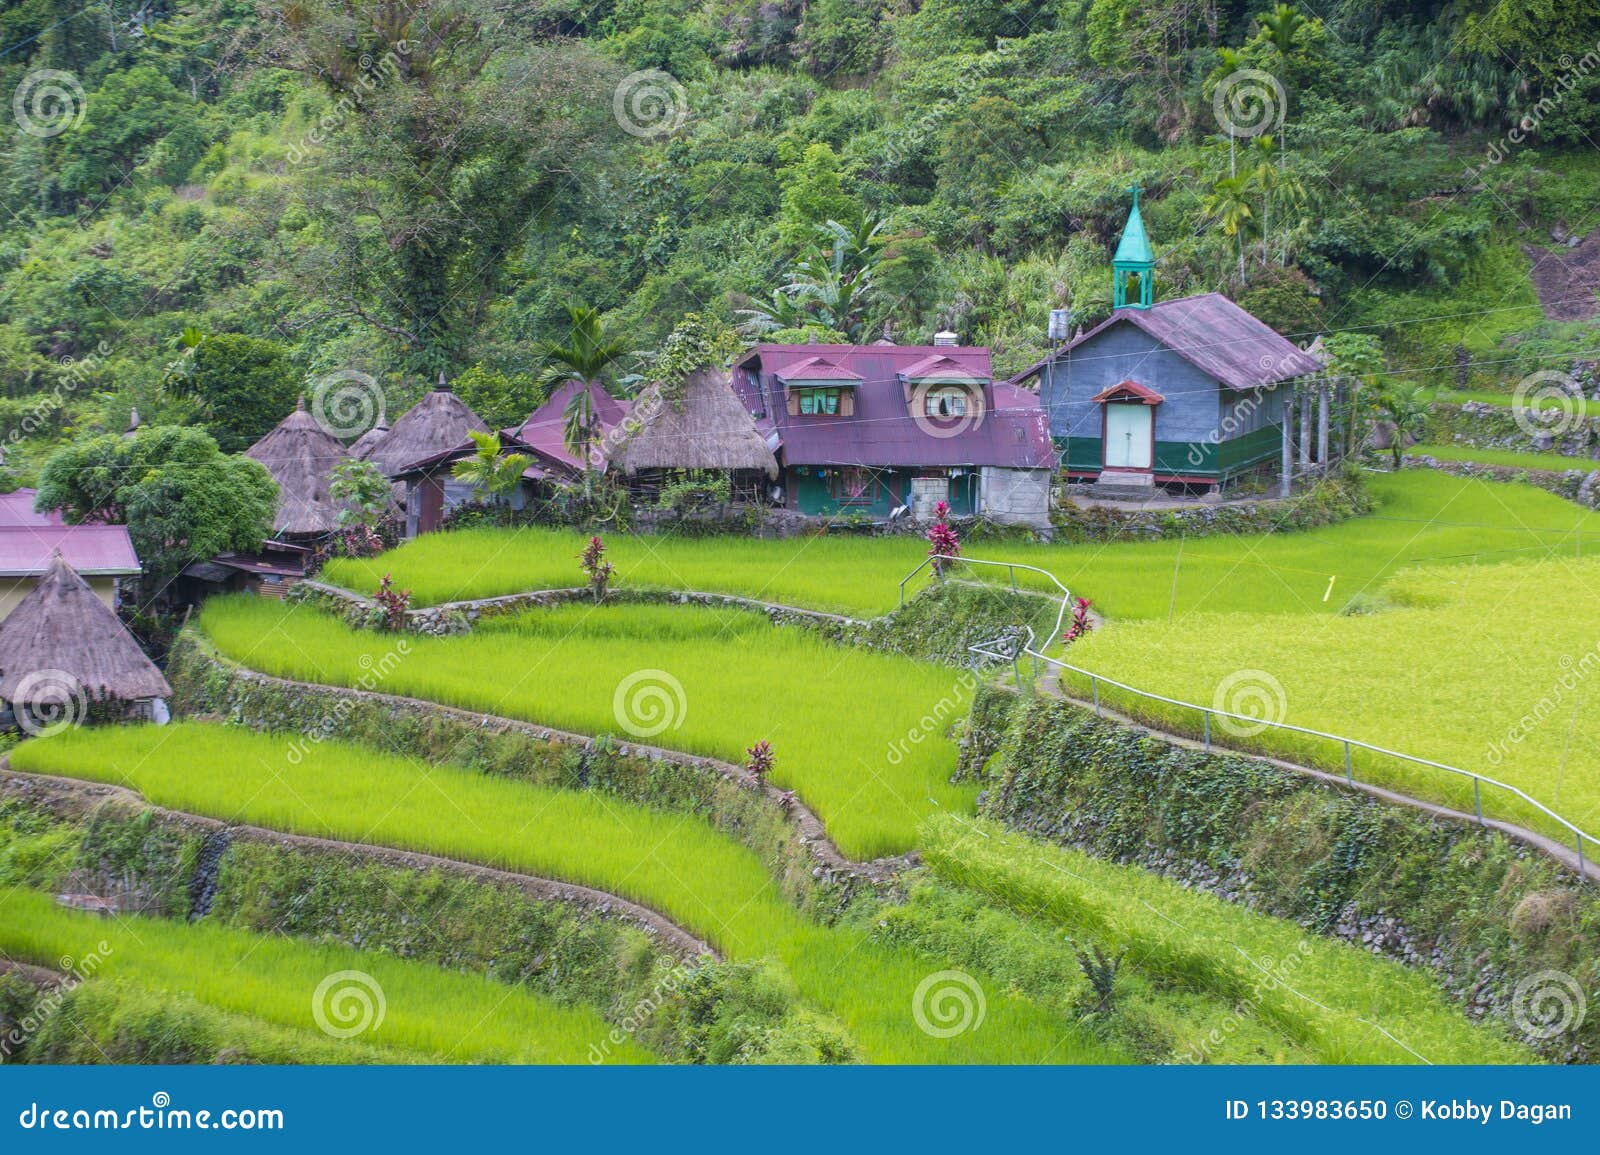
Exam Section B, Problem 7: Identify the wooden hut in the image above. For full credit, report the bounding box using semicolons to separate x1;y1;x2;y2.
245;396;354;539
0;553;170;729
365;376;495;537
609;368;779;502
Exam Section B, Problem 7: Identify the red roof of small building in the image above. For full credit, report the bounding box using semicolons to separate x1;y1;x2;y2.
734;344;1054;470
774;355;864;383
0;524;140;577
504;379;632;474
0;489;63;528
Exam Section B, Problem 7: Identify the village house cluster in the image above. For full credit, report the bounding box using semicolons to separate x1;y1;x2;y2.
0;192;1333;727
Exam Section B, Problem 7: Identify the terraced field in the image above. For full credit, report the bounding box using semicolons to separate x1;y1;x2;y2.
8;723;1523;1064
197;598;977;859
324;472;1600;621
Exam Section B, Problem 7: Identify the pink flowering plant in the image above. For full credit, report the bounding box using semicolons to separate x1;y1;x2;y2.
927;500;960;577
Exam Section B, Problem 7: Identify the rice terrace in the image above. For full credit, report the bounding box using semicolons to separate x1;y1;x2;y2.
3;2;1600;1137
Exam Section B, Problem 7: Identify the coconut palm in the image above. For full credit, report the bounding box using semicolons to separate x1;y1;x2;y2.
451;430;531;524
535;303;627;494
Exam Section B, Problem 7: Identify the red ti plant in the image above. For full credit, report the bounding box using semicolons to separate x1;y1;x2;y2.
372;573;411;632
1063;597;1095;647
578;534;614;601
745;739;774;785
927;500;960;577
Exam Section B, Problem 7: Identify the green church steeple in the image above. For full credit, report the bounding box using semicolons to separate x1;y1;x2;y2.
1113;183;1155;309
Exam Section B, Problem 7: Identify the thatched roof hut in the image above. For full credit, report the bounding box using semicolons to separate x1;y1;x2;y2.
365;375;489;478
245;397;354;537
347;418;390;460
608;368;778;478
0;554;170;707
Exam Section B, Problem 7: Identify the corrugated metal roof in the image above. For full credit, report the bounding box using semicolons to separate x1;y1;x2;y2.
0;525;140;576
1011;293;1324;391
0;490;62;528
505;380;632;474
734;344;1055;470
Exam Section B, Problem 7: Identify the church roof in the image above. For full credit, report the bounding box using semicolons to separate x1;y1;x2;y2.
1113;188;1155;266
1010;293;1325;392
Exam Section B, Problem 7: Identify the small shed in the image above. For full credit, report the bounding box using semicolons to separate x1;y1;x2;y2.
364;376;494;537
245;397;354;539
608;368;778;502
0;553;170;729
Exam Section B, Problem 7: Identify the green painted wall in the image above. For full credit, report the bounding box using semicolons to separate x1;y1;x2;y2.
789;469;976;516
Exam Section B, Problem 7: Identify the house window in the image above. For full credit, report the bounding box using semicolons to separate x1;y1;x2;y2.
924;387;968;418
798;387;841;415
830;467;882;505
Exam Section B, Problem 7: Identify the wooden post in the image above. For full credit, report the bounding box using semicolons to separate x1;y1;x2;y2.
1317;381;1330;473
1298;388;1312;472
1280;385;1293;497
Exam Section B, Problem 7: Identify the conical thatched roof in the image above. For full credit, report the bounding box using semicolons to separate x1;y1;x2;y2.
609;368;778;477
365;376;489;478
0;554;170;704
245;397;354;537
347;419;390;459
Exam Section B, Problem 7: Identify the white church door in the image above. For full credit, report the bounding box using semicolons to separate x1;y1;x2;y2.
1103;403;1153;470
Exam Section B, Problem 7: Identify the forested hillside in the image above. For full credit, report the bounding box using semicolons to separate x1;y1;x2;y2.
2;0;1598;477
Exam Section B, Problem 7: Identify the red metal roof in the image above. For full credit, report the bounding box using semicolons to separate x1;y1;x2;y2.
897;353;987;381
0;525;140;576
774;355;864;382
504;380;632;473
1091;379;1165;404
0;489;63;528
733;344;1054;470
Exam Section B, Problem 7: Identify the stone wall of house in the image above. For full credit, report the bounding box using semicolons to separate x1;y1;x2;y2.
1049;471;1371;542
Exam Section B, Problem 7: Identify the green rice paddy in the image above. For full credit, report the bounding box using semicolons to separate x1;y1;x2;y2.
920;817;1529;1064
324;472;1600;621
197;598;977;860
9;722;1116;1065
1067;554;1600;846
1414;442;1600;473
0;888;647;1064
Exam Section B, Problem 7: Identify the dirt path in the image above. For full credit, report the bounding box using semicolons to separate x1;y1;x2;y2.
0;765;718;960
1023;662;1597;881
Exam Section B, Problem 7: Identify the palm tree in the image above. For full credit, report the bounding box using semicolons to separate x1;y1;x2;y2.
1209;47;1247;179
1204;176;1255;280
1247;135;1305;266
1372;382;1433;470
451;430;532;524
535;303;627;494
1257;4;1309;57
